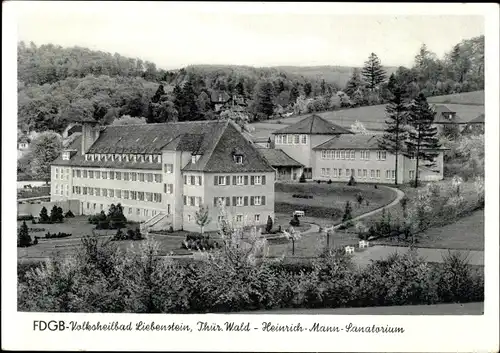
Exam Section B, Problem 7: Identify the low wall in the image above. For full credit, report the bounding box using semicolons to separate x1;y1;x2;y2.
17;199;81;217
17;181;47;189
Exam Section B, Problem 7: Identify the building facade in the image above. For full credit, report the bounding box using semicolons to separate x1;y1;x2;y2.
50;120;275;232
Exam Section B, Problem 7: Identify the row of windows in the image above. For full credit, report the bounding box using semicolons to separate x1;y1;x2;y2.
186;214;262;224
84;153;162;164
184;175;203;186
183;196;204;207
53;184;69;196
72;169;162;183
214;175;266;186
320;168;397;179
274;134;308;145
213;196;266;207
73;186;162;203
320;150;387;161
54;168;70;180
83;202;170;217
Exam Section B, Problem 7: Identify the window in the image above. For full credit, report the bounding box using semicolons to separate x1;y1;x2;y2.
116;190;122;198
109;171;114;180
167;184;173;194
377;151;387;161
254;176;262;185
187;214;192;222
326;150;332;159
321;168;326;176
363;169;367;178
138;192;144;201
76;169;81;178
321;151;327;159
335;150;341;159
102;171;107;179
254;196;262;206
154;174;162;183
130;191;137;200
95;171;101;179
93;203;96;210
409;170;415;179
386;170;391;179
123;190;129;199
115;172;121;180
370;170;375;178
136;208;140;216
191;155;197;164
86;202;90;209
138;173;145;182
100;204;103;210
95;188;100;196
146;173;153;183
62;152;70;160
146;192;152;202
293;134;300;144
109;189;114;197
128;208;132;215
376;170;381;178
357;169;362;177
153;193;162;203
167;204;171;214
55;168;59;180
340;150;345;160
365;151;370;160
301;135;307;144
218;216;224;223
236;196;244;206
234;155;243;164
236;214;243;223
338;169;343;177
346;169;351;177
391;170;396;179
333;168;338;177
102;189;108;197
88;170;94;179
131;172;137;181
350;150;355;160
83;187;87;195
190;176;195;185
165;163;173;174
197;176;202;186
287;135;294;144
83;170;88;178
54;184;59;195
218;176;226;185
236;175;244;185
123;172;129;181
254;214;261;222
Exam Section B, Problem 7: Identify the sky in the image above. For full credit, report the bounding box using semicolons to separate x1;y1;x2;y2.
11;2;485;69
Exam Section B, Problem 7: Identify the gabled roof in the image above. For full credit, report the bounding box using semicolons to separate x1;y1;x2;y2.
257;148;303;168
210;90;231;103
53;121;275;173
432;104;462;124
468;113;485;124
272;114;353;135
314;134;379;150
314;133;449;151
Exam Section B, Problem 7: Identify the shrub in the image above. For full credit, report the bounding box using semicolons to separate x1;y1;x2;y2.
327;179;332;184
39;207;50;223
168;226;174;233
355;192;364;206
31;218;37;224
45;232;71;239
289;215;300;227
299;173;306;183
181;233;218;251
111;228;143;241
64;210;75;218
347;176;356;186
265;216;273;233
316;180;321;184
49;205;64;223
341;201;353;225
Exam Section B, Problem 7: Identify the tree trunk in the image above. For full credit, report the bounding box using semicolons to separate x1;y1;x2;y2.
414;145;420;188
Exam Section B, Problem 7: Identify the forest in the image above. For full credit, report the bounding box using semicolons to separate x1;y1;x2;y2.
17;35;484;133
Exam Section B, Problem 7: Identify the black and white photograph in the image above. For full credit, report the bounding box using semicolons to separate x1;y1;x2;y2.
2;2;499;352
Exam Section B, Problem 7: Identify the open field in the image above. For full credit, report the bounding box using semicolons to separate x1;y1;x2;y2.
427;90;484;105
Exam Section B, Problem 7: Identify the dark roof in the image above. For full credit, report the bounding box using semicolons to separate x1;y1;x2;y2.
468;113;485;124
182;122;275;173
314;134;449;151
53;121;275;173
257;148;303;167
86;121;228;154
210;91;231;103
272;114;353;135
314;134;380;150
432;104;463;124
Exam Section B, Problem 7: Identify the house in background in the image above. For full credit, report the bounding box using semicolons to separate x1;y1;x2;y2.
50;119;275;232
257;147;304;181
432;104;485;136
461;113;485;135
62;123;83;139
271;114;353;179
17;135;30;159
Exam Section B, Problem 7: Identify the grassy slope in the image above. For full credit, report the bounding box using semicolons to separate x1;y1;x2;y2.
427;90;484;105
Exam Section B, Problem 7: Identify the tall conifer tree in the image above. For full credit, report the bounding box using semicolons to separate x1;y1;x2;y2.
361;53;387;90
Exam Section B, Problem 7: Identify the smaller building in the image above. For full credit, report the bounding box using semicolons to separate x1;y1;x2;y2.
462;113;485;135
17;135;30;159
432;104;485;136
257;148;304;181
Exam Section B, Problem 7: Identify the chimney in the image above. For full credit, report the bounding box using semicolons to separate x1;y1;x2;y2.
81;120;100;155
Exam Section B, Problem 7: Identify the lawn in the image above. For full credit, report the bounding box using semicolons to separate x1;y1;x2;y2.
17;216;196;263
17;186;50;199
274;181;397;228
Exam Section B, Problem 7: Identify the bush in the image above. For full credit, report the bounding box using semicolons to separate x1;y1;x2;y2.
341;201;353;225
17;235;484;313
327;179;332;184
111;228;143;241
49;205;64;223
299;173;306;183
347;176;356;186
64;210;75;218
292;194;313;199
289;215;300;227
44;232;72;239
181;233;219;251
265;215;273;233
31;218;37;224
17;221;32;247
316;180;321;184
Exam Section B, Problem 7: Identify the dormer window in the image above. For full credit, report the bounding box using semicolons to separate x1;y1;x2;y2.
234;155;243;164
191;155;197;164
62;151;70;161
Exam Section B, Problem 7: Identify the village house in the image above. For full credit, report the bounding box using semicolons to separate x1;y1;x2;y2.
17;134;30;159
268;114;446;184
257;147;304;181
431;104;485;136
50;119;275;232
